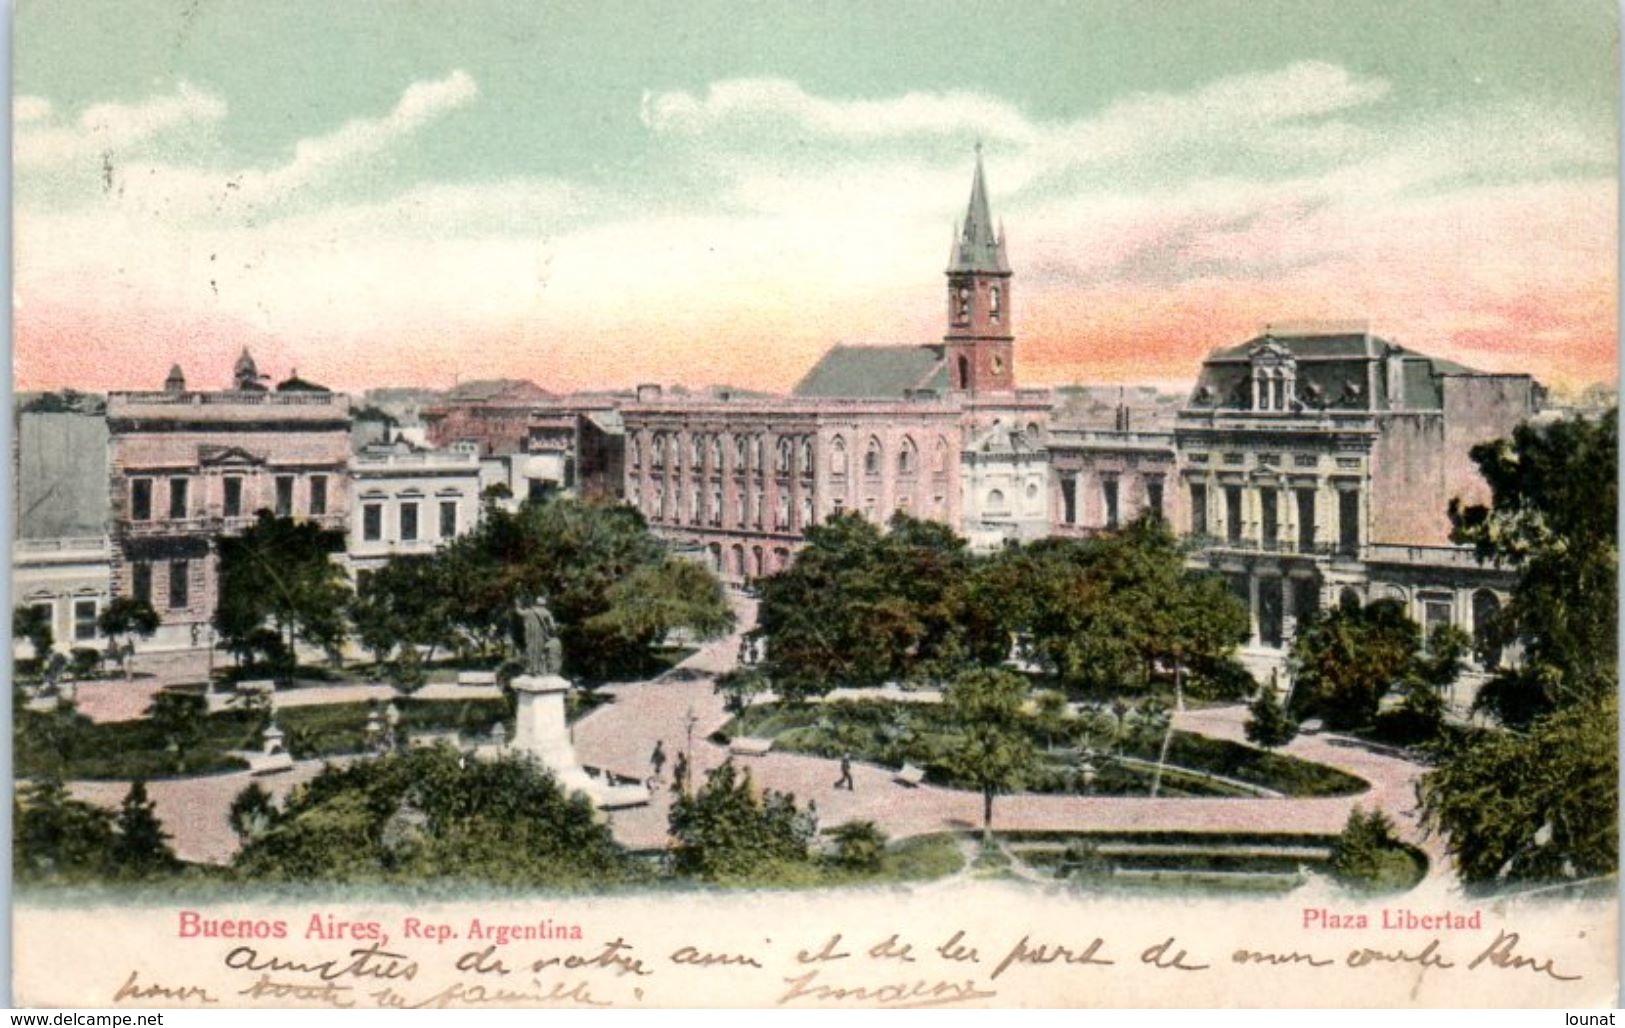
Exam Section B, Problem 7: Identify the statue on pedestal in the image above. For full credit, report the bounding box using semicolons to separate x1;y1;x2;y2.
519;600;564;678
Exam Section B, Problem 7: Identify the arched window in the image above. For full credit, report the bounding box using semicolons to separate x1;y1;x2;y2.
987;488;1006;510
800;495;813;529
897;437;918;475
830;436;849;476
708;543;722;573
691;434;704;467
690;486;701;524
1338;587;1362;612
629;437;641;468
934;436;950;473
864;437;882;476
650;434;664;468
776;437;792;474
752;546;765;577
957;355;970;389
776;486;791;529
990;286;1002;324
731;545;746;577
711;436;723;470
735;435;748;469
754;436;765;474
800;438;814;476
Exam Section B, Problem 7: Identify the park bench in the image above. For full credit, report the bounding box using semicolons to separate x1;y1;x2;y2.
1298;719;1324;735
457;670;499;687
728;737;774;757
895;763;927;787
409;730;463;750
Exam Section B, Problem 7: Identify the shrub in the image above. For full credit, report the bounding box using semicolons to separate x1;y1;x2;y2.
828;820;887;872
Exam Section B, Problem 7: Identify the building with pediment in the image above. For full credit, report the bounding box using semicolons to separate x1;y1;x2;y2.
105;353;351;648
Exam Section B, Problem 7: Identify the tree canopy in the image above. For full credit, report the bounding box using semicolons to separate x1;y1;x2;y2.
1449;408;1618;725
941;667;1039;837
666;761;817;882
215;511;349;674
232;746;628;885
1419;408;1619;888
1288;599;1421;730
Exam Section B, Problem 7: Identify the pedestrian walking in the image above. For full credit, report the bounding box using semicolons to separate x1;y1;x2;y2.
649;740;667;785
834;754;855;791
673;750;690;793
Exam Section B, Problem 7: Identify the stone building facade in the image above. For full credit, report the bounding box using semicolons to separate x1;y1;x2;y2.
106;356;351;649
1046;325;1533;684
622;392;964;580
1175;325;1535;668
347;442;482;581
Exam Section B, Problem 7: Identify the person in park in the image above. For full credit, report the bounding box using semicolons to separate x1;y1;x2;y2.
649;740;667;785
835;754;855;791
673;750;690;794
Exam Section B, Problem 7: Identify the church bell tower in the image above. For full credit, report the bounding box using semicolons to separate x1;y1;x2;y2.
944;146;1014;394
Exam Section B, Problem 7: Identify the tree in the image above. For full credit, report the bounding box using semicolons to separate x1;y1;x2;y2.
828;820;887;872
1245;682;1299;749
228;782;279;843
1330;806;1417;893
1419;693;1617;888
667;761;816;882
1288;599;1419;730
110;780;179;877
1449;409;1617;726
96;597;160;678
940;668;1039;838
13;775;116;881
234;747;627;884
145;691;209;774
348;555;458;669
215;511;349;678
996;520;1247;698
12;604;53;663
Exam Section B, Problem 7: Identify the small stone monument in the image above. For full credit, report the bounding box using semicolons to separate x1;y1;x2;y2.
508;601;648;809
248;720;294;776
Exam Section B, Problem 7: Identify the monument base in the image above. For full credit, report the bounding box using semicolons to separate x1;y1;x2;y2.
508;674;650;809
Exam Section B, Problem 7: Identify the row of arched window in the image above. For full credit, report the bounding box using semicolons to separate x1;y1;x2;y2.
630;431;956;480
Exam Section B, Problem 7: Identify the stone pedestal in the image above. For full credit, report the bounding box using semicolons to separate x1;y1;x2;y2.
509;675;648;809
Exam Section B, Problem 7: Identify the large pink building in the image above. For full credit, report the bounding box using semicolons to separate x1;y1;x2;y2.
106;353;351;649
621;153;1042;579
622;392;965;579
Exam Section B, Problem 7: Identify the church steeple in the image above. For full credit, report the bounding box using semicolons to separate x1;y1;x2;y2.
947;146;1009;275
944;146;1014;395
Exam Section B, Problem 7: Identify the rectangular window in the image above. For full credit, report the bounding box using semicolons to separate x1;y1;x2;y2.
1146;479;1164;521
363;503;383;542
223;476;243;517
168;478;189;519
439;500;457;539
275;475;294;517
73;599;98;642
309;475;328;516
28;603;54;643
1261;488;1279;549
131;479;153;521
1225;486;1243;543
1189;483;1207;536
168;560;189;610
400;502;420;542
1103;479;1120;530
1061;476;1077;524
132;563;152;605
1297;489;1317;551
1339;490;1361;553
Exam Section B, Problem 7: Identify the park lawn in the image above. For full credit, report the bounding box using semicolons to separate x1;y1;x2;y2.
15;696;511;781
720;700;1365;798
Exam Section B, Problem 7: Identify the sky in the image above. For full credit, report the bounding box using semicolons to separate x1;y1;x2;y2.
12;0;1620;395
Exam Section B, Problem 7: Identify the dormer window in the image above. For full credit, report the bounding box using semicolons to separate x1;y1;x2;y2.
1248;338;1298;412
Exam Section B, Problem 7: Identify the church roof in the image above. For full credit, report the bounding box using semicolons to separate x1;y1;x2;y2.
792;344;948;399
946;149;1009;275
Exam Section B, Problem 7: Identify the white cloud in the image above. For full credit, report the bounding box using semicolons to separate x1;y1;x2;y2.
15;82;227;169
14;95;52;124
642;78;1038;144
